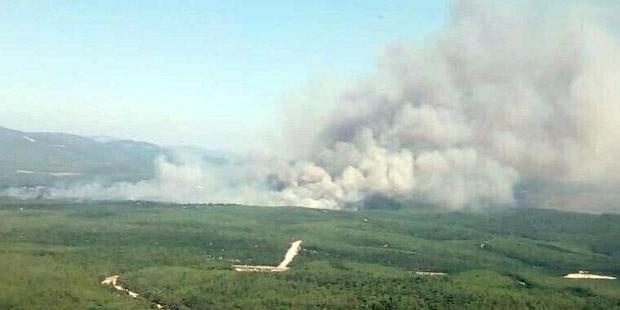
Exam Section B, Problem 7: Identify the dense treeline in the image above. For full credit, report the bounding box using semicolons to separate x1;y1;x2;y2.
0;200;618;309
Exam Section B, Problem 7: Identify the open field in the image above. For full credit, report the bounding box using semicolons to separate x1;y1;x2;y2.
0;199;619;309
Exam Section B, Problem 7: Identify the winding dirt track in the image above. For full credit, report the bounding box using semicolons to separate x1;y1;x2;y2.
100;240;305;308
101;275;164;308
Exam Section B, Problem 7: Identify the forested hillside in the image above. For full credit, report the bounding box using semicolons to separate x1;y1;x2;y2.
0;200;618;309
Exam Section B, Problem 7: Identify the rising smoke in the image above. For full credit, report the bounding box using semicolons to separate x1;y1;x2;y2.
269;0;620;210
8;1;620;211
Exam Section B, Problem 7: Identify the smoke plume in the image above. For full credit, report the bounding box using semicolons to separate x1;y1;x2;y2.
269;1;620;210
6;1;620;212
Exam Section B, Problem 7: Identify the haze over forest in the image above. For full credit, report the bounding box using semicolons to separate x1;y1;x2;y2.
2;1;620;213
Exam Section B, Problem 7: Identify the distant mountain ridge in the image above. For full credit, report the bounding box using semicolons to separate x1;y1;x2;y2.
0;126;164;188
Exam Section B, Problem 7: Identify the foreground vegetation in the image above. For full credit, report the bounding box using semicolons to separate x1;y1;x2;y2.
0;199;618;309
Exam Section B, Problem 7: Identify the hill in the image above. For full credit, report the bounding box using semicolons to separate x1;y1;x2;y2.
0;126;164;188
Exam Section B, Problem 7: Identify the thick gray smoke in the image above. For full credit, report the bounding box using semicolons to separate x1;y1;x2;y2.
271;1;620;210
6;1;620;211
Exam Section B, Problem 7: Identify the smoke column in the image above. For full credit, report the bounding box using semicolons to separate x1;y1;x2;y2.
7;1;620;212
270;0;620;209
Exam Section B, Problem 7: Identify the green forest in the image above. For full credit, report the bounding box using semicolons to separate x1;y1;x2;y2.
0;199;618;309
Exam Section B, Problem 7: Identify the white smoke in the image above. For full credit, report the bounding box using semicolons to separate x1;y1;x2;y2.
10;155;283;206
6;1;620;211
268;0;620;209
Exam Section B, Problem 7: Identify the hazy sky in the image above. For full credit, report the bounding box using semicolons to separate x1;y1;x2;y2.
0;1;448;151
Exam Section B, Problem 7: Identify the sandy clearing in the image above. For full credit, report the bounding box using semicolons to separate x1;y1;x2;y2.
101;275;119;286
234;240;303;272
415;271;447;276
101;275;166;308
277;240;303;269
101;275;140;298
233;265;289;272
564;271;616;280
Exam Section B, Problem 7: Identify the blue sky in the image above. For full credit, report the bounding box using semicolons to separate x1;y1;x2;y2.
0;1;449;151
